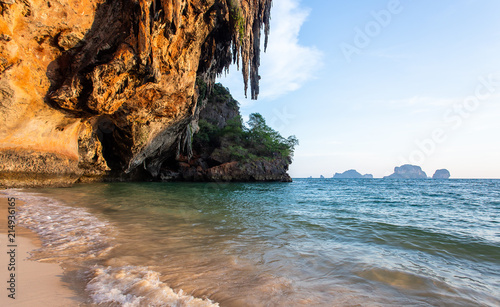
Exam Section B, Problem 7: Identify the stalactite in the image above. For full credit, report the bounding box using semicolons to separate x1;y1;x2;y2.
223;0;272;99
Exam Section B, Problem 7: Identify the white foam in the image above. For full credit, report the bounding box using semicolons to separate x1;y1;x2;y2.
8;190;115;262
87;265;218;307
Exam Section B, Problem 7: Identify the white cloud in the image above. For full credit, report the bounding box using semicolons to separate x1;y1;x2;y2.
258;0;323;100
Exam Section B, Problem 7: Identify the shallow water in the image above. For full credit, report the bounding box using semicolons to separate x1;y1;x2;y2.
6;179;500;306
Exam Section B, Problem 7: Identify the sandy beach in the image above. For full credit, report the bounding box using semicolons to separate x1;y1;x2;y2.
0;195;83;306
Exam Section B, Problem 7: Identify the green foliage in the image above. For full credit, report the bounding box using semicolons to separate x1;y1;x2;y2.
196;78;208;102
228;0;245;43
211;83;239;109
236;14;245;42
226;145;248;161
195;119;219;148
212;83;231;100
246;113;299;159
193;111;298;163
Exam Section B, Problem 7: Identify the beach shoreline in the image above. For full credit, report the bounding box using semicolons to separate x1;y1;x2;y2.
0;194;84;306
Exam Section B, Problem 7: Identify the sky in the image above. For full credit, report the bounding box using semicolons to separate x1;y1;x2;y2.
218;0;500;179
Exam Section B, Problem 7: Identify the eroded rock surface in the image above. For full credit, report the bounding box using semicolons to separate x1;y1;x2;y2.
0;0;272;187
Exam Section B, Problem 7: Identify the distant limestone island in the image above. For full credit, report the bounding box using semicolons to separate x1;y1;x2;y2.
333;170;373;179
384;164;451;179
325;165;450;179
432;169;451;179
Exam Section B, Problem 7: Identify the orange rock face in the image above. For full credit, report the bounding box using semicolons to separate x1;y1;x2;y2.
0;0;272;187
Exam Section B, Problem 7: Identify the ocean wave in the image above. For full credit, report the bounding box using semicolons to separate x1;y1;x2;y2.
3;189;218;306
87;265;218;307
11;190;115;262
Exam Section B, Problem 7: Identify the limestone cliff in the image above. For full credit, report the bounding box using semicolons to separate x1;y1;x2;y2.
0;0;272;187
159;83;293;182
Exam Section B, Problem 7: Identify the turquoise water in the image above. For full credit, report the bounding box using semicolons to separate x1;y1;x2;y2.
10;179;500;306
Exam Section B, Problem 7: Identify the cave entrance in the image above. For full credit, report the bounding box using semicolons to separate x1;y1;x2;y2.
96;116;122;171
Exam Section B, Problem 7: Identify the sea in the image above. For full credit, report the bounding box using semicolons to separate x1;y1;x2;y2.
4;179;500;306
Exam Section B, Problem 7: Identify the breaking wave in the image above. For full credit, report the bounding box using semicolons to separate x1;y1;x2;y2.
3;190;218;306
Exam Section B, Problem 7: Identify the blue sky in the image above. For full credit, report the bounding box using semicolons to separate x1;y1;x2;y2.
218;0;500;178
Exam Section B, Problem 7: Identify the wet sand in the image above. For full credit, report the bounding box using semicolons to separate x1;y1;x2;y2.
0;194;83;306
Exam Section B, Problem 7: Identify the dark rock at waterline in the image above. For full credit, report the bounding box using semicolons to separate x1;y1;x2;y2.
160;157;292;182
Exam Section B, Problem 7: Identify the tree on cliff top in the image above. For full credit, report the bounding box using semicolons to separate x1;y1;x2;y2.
194;113;298;163
193;83;298;163
246;113;299;160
